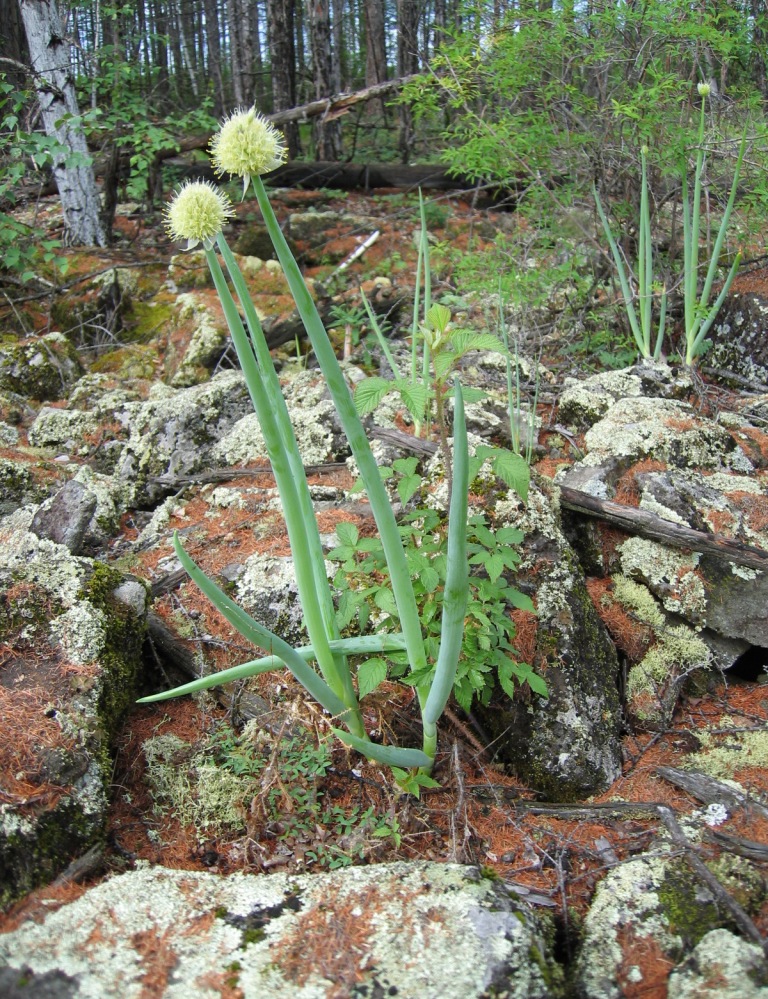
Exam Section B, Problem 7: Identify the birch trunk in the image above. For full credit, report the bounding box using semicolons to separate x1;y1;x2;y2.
18;0;107;246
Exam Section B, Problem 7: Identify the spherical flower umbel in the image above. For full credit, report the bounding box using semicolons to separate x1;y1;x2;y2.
210;108;287;195
698;82;711;98
164;181;234;249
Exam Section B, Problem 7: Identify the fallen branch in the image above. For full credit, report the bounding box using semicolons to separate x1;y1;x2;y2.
558;484;768;571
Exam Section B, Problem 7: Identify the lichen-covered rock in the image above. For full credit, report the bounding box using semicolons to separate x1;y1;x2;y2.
583;397;751;471
709;288;768;385
0;332;82;402
0;510;147;907
558;361;692;429
113;370;254;505
213;367;341;467
667;928;768;998
559;401;768;648
0;456;46;514
168;293;228;387
575;848;758;999
474;480;622;800
0;862;560;998
235;554;307;648
27;406;101;454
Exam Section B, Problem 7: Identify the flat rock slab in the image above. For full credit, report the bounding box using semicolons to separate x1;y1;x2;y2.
0;862;556;999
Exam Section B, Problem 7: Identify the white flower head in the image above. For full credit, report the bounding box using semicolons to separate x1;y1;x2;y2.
210;107;287;196
697;82;711;98
164;180;234;249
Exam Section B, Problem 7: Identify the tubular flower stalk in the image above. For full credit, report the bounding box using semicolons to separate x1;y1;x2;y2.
210;107;287;195
164;181;234;249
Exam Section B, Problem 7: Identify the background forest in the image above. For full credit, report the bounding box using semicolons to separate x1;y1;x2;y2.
2;1;768;282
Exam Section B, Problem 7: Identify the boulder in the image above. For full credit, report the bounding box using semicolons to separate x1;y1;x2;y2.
709;286;768;386
667;928;768;998
473;479;623;800
575;845;768;998
0;332;82;402
0;510;147;907
113;370;254;505
0;862;560;998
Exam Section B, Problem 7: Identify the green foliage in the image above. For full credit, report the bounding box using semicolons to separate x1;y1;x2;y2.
595;89;746;366
329;476;543;714
82;54;218;204
406;1;757;192
147;724;402;868
0;77;70;282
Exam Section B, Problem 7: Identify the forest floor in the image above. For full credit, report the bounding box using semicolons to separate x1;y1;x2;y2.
3;182;768;993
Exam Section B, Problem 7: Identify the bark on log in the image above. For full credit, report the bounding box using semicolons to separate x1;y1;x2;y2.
168;158;489;194
656;766;768;820
150;76;421;164
558;484;768;571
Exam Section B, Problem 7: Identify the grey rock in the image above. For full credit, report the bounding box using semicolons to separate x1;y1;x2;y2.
575;848;747;999
0;456;46;514
30;480;98;554
0;512;147;906
0;862;559;999
473;480;622;800
667;928;768;998
709;290;768;386
558;361;693;429
0;332;82;402
113;370;253;505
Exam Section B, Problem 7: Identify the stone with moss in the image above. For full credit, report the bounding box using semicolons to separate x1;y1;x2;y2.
583;397;751;472
473;479;622;801
0;518;147;907
558;361;693;430
0;861;561;997
0;332;82;402
113;370;254;505
576;850;727;999
667;927;768;998
168;293;229;387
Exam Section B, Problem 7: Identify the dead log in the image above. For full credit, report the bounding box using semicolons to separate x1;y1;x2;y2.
149;76;421;165
166;158;487;194
656;766;768;821
558;484;768;572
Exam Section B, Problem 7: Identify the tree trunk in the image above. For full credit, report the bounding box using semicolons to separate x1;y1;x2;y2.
396;0;421;161
203;0;227;114
265;0;299;155
364;0;388;116
306;0;343;160
18;0;108;246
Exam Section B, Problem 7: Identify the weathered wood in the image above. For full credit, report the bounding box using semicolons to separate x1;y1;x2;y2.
656;766;768;821
559;484;768;571
145;611;284;730
150;76;422;164
167;157;484;193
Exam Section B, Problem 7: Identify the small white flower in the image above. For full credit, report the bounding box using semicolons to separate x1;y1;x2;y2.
698;82;711;98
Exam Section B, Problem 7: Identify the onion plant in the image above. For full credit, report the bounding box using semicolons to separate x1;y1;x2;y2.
595;83;745;366
138;109;470;792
